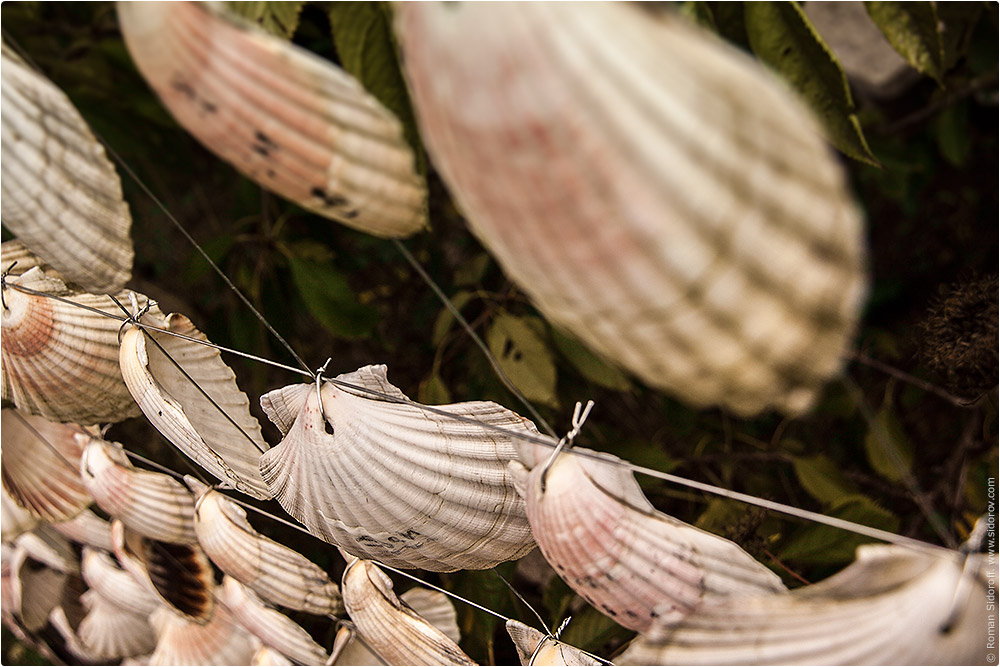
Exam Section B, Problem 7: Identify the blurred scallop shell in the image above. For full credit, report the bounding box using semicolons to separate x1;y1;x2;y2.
119;310;271;498
78;588;158;660
399;587;461;644
220;576;330;665
49;603;103;664
2;479;39;541
505;620;600;666
52;508;115;552
117;1;426;238
1;239;61;279
148;603;260;666
341;556;477;666
81;548;162;618
111;519;216;624
15;525;80;574
8;544;69;631
259;364;536;571
1;45;133;293
253;646;295;666
188;477;343;615
1;409;90;522
395;2;867;416
509;445;785;634
1;267;145;423
618;545;989;665
80;434;198;544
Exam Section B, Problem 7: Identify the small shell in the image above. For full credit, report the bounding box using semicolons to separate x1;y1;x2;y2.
259;364;536;571
395;3;867;416
0;46;133;293
117;2;426;238
188;477;343;615
80;434;198;544
505;620;601;666
1;479;39;541
148;603;260;666
219;577;330;666
399;587;461;644
81;548;162;618
52;508;115;552
509;445;784;634
341;556;477;666
118;311;271;499
618;545;990;665
1;268;145;423
78;589;158;660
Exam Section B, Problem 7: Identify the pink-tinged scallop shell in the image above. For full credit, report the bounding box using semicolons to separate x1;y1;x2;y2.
116;1;426;238
80;434;197;544
78;589;158;660
508;446;785;634
1;268;145;423
188;477;343;615
395;2;868;416
341;556;477;666
148;603;260;666
619;545;989;665
1;409;90;522
80;548;162;619
219;576;329;666
118;311;271;499
52;509;115;552
1;46;133;293
258;364;536;571
505;620;600;666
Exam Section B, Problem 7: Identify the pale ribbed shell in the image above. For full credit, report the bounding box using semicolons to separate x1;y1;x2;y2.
253;646;294;666
1;409;90;522
148;604;260;666
80;435;197;544
329;626;383;666
52;509;115;552
117;1;426;238
78;589;158;660
0;46;133;293
505;620;600;666
219;577;329;666
119;311;271;498
80;548;162;618
1;240;60;279
341;557;477;666
619;545;990;665
399;587;461;644
395;2;867;416
189;477;342;615
1;268;144;423
509;446;785;634
15;526;80;574
50;604;102;664
259;364;536;571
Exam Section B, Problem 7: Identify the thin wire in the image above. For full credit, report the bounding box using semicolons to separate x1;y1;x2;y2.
493;570;551;634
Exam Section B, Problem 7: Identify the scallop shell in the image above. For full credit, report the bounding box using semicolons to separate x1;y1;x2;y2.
258;364;537;571
1;239;61;279
49;603;103;664
52;508;115;552
1;410;90;522
8;544;69;631
619;545;989;665
80;548;162;618
78;589;158;660
252;646;295;666
118;310;271;499
395;2;867;416
188;477;343;615
1;479;39;541
80;434;198;544
1;267;145;423
329;625;383;666
505;620;601;666
0;45;133;293
219;576;330;666
341;556;477;666
15;526;80;575
148;603;260;666
399;587;461;644
117;1;426;238
111;519;216;624
508;445;785;635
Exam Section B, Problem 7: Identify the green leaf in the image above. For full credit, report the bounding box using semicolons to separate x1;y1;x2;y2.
418;373;451;405
454;253;491;287
935;3;985;72
933;102;972;167
287;256;379;339
745;1;879;165
227;1;304;38
695;498;746;534
864;2;944;83
431;291;474;345
792;454;859;505
486;314;558;408
864;389;915;483
552;329;632;392
778;494;899;564
679;1;717;31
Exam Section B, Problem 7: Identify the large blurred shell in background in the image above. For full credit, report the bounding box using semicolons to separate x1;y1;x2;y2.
116;1;426;238
2;268;145;423
395;2;868;416
259;365;537;571
1;45;133;293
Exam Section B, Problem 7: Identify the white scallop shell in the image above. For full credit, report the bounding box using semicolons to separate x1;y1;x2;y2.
118;311;271;498
395;2;867;416
52;508;115;552
219;576;330;666
81;548;162;618
78;589;158;660
148;603;260;666
80;434;197;544
508;445;785;634
505;620;600;666
259;364;536;571
1;267;145;423
188;477;343;615
1;46;133;293
341;556;477;666
117;1;426;238
618;545;989;665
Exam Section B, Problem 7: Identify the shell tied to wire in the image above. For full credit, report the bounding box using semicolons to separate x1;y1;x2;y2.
396;2;867;416
117;1;427;238
258;364;537;571
2;267;144;424
505;620;601;666
1;45;133;293
118;309;271;499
